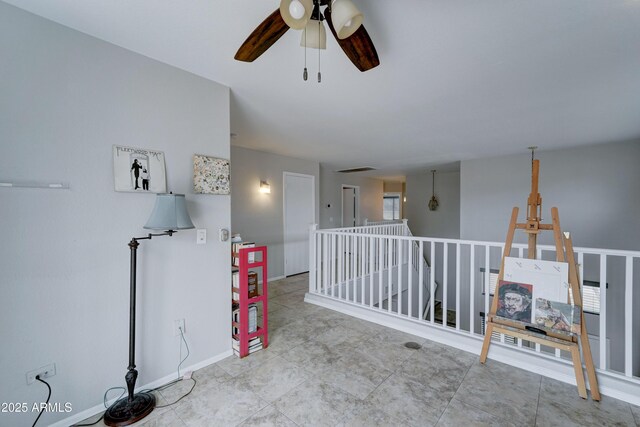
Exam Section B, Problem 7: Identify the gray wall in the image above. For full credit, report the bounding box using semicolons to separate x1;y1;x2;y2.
460;140;640;374
0;3;231;426
230;146;320;279
460;141;640;250
405;170;460;239
319;166;384;229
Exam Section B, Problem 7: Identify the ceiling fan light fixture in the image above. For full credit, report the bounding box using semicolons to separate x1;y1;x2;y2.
280;0;313;30
289;0;305;19
300;19;327;50
331;0;363;39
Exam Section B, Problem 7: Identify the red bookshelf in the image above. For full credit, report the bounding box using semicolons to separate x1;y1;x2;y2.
232;245;268;357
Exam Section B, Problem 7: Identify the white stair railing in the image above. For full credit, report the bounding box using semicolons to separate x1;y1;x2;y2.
308;222;640;399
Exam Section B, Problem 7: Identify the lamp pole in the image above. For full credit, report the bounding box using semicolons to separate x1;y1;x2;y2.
104;231;173;426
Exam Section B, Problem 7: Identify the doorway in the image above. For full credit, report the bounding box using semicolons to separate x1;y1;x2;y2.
341;185;360;227
283;172;315;277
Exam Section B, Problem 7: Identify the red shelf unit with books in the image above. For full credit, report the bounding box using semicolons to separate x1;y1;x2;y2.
232;246;268;357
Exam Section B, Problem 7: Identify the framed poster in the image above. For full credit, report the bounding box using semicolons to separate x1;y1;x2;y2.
193;155;230;195
113;145;166;193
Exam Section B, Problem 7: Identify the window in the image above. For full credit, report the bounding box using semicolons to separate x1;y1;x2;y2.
383;195;400;220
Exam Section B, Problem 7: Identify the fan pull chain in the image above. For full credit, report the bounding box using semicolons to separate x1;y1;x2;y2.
303;27;308;81
317;21;322;83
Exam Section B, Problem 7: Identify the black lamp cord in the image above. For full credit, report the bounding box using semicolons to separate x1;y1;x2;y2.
72;330;194;426
32;376;51;427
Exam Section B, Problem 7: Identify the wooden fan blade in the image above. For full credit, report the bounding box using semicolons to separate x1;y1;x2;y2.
235;9;289;62
325;9;380;72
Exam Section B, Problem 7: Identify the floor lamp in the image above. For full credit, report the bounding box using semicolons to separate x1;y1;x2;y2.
104;193;195;426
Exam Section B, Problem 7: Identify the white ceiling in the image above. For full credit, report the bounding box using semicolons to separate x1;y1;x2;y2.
5;0;640;178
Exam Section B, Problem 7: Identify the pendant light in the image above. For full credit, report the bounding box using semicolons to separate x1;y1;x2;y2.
428;170;439;211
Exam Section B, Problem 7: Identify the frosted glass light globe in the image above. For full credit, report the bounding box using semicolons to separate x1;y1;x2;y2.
289;0;305;19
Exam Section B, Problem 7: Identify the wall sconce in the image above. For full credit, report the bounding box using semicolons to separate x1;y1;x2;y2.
259;180;271;194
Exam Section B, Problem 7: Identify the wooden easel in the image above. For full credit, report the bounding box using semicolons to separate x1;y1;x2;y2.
479;156;600;401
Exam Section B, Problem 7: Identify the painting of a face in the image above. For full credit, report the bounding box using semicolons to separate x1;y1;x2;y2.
504;292;526;315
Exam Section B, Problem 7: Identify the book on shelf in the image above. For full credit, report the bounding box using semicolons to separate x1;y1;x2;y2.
232;304;258;335
232;271;259;300
232;337;262;350
232;242;256;266
233;345;262;357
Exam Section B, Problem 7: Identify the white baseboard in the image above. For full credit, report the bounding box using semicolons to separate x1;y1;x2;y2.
49;349;233;427
305;292;640;407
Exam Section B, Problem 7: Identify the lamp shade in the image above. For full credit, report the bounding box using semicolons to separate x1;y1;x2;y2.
331;0;363;39
280;0;313;30
144;193;195;230
300;19;327;49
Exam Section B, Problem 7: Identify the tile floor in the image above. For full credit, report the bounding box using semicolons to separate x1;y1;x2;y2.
80;273;640;427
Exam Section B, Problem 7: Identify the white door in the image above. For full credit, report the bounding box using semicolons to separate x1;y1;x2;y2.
284;173;315;276
342;186;359;227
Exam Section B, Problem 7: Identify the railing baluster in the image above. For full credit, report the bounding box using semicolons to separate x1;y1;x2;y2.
338;234;343;300
323;233;328;296
455;243;460;330
378;237;384;312
309;226;316;294
330;234;335;298
352;235;357;303
484;245;490;331
408;239;414;318
398;237;403;316
361;233;366;305
443;243;448;328
625;256;633;377
388;237;393;313
600;254;607;370
369;236;374;308
316;231;321;293
430;241;435;323
470;244;475;336
344;235;353;301
419;241;424;320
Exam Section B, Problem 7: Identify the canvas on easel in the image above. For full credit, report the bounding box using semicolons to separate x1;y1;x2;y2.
479;153;600;401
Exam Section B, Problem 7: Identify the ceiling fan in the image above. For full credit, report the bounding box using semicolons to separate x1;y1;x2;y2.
234;0;379;73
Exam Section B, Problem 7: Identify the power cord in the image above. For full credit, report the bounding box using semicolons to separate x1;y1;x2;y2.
32;376;51;427
73;328;194;425
177;326;190;379
72;387;125;426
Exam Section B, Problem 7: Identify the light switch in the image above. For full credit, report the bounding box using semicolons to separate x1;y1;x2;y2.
196;229;207;244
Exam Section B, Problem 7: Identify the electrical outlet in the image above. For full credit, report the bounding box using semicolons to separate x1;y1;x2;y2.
174;319;185;337
26;363;56;385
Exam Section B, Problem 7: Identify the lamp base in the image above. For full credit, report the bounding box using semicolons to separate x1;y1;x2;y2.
104;392;155;427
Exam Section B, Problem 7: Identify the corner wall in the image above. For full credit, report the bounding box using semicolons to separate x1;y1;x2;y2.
230;146;320;279
0;3;231;426
405;170;460;239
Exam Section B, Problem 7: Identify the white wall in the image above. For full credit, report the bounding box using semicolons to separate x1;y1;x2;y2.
319;166;384;229
230;146;320;279
405;170;460;239
0;3;231;426
459;141;640;374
